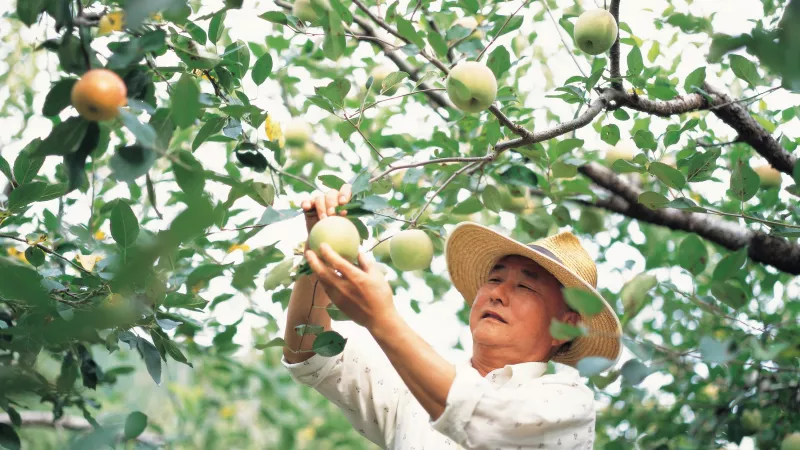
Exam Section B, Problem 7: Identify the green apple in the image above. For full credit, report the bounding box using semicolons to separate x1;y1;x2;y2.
573;9;618;55
389;229;434;271
782;433;800;450
292;0;331;22
453;16;483;39
741;409;762;435
446;61;498;113
308;216;361;262
372;237;392;262
284;119;312;148
370;65;400;96
754;164;782;189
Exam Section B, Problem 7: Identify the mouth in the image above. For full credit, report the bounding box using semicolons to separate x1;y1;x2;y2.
481;312;507;324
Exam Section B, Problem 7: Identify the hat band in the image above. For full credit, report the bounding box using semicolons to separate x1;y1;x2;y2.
527;244;562;263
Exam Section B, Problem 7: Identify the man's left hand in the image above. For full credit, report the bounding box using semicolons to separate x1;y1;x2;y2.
305;243;397;330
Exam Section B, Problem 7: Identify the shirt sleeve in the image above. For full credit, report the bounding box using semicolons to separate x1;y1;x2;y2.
281;338;406;448
429;365;596;449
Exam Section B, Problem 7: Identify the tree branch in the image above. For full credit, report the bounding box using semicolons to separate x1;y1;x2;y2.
369;155;494;183
0;234;93;275
0;412;164;446
609;0;622;90
578;163;800;274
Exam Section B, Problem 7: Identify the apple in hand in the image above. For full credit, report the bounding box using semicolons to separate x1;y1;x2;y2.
389;229;434;271
573;9;618;55
308;216;361;263
446;61;498;113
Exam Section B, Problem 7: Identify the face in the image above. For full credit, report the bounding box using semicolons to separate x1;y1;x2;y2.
469;255;579;362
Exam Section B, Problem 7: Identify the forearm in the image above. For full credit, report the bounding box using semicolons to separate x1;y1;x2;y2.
283;273;333;364
369;313;456;421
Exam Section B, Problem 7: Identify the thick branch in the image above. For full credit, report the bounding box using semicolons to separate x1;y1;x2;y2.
579;163;800;274
495;90;620;152
609;0;622;90
0;412;164;446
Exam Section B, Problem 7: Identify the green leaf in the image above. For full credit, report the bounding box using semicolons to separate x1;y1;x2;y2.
111;201;140;247
649;162;686;189
453;197;484;215
632;130;657;151
620;273;658;323
187;264;229;289
0;258;50;307
317;78;351;106
264;258;294;291
312;330;347;356
711;281;748;309
601;124;620;145
490;16;523;38
678;234;708;275
172;151;205;196
24;246;46;267
551;161;578;179
322;9;346;61
500;166;538;188
638;191;670;209
612;159;643;174
563;288;604;316
319;174;346;190
260;11;288;24
295;324;325;336
663;198;704;212
627;45;644;77
728;159;759;202
110;145;157;182
0;423;21;450
8;182;47;211
326;304;352;321
647;41;660;62
549;319;584;340
42;78;77;116
124;412;148;440
119;109;157;149
699;336;734;364
252;53;273;85
712;247;747;281
428;30;448;58
481;185;503;212
487;46;511;79
686;149;720;182
684;67;706;93
192;117;226;151
0;154;11;182
380;71;408;94
209;10;227;43
17;0;48;26
794;162;800;186
13;141;44;184
255;337;286;350
729;54;760;87
171;75;201;129
621;359;650;385
396;18;425;49
576;357;614;377
36;116;90;156
613;109;630;121
138;337;162;385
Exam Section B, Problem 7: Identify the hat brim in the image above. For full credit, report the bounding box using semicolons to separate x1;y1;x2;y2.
445;222;622;368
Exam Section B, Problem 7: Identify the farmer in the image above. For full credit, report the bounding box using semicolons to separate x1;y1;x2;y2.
282;184;622;449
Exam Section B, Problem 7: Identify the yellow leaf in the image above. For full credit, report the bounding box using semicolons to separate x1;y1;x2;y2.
264;116;285;148
227;244;250;254
150;13;163;21
94;231;106;240
297;426;316;442
220;405;236;419
76;254;104;272
98;11;125;36
7;247;19;256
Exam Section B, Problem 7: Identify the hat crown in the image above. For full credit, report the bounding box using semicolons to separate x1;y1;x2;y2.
529;232;597;288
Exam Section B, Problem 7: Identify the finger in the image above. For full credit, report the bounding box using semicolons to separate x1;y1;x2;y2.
325;190;339;216
301;199;314;212
305;250;339;284
339;184;352;204
314;195;327;220
318;243;362;280
358;253;380;275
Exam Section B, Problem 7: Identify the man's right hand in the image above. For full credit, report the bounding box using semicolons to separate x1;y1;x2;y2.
301;184;353;234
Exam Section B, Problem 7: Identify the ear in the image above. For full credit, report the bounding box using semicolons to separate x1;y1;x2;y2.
550;310;581;348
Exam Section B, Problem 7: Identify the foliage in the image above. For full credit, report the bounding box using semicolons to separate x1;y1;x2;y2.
0;0;798;448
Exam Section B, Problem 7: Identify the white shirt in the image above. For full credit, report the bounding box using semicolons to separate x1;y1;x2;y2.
281;339;596;450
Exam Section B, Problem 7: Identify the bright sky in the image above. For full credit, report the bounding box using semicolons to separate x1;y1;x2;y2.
0;1;797;447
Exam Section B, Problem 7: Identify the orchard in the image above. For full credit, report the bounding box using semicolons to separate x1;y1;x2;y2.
0;0;799;449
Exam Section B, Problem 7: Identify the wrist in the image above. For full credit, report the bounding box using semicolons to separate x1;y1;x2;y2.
367;310;403;342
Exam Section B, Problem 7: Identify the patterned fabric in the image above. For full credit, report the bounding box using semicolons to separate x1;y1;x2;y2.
282;340;596;449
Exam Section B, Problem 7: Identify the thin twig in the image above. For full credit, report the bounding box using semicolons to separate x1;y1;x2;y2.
543;1;588;78
696;138;740;148
708;86;781;111
411;162;479;224
0;234;93;275
476;0;532;62
347;88;447;119
369;156;492;183
343;113;385;160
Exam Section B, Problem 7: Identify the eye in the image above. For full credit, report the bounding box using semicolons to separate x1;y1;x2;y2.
488;278;502;283
518;284;535;292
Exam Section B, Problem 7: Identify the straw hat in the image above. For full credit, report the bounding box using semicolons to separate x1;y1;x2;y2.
445;222;622;368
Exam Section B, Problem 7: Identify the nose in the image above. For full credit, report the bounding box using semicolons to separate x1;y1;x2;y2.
488;284;508;306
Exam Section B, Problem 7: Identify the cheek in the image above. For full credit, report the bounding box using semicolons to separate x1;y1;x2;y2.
511;300;551;331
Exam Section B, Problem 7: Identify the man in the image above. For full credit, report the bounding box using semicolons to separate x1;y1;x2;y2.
281;184;622;449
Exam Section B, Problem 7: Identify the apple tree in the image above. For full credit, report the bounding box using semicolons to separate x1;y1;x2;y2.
1;0;799;448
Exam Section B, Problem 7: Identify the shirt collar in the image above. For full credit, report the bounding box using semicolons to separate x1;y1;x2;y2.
459;357;549;380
